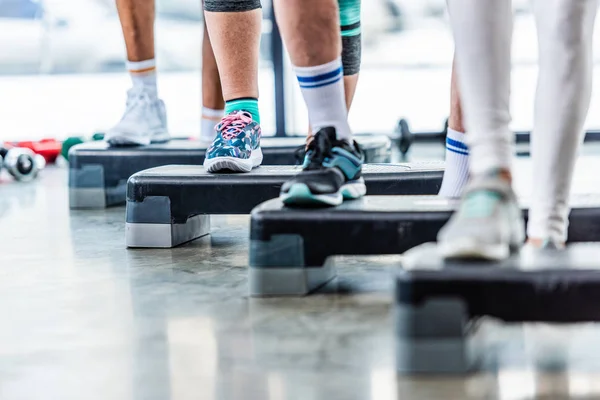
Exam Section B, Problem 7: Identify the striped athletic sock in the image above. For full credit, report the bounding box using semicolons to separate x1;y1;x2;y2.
294;57;352;142
439;128;470;198
127;59;157;97
225;98;260;124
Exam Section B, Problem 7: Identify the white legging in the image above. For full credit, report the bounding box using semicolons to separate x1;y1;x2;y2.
448;0;598;242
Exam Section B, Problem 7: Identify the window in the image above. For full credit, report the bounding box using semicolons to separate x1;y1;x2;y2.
0;0;43;19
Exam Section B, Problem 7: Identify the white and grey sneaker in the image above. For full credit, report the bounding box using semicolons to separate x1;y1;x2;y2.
105;88;169;147
437;173;525;260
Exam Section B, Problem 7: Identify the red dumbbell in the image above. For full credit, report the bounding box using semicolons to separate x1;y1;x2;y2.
13;139;62;164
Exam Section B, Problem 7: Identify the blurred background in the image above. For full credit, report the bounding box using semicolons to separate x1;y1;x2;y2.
2;0;600;142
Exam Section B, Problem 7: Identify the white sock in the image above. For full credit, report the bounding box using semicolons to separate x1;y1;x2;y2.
201;107;224;141
293;58;352;142
127;59;157;97
439;128;470;198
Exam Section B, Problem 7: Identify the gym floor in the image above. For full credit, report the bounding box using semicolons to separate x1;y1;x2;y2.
4;144;600;400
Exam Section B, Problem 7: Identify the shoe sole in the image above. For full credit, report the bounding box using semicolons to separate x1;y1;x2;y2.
106;131;170;147
438;237;510;261
204;147;263;173
281;178;366;208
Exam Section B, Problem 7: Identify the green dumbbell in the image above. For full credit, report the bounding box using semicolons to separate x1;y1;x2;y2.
61;133;105;161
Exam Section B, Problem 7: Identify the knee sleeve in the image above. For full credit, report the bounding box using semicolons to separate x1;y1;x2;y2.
204;0;261;12
338;0;361;75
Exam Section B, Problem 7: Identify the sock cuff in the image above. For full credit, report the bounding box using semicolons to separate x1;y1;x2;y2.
127;59;156;73
202;107;224;119
226;97;258;104
225;98;260;123
294;58;343;89
293;57;342;76
446;127;466;142
446;128;469;155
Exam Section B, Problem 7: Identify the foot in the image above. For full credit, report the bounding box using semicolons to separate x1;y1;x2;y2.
105;88;169;147
437;172;525;260
280;127;366;207
203;111;262;173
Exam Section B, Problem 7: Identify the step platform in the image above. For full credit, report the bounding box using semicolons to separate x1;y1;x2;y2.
69;134;391;209
125;162;445;248
394;242;600;374
248;194;600;297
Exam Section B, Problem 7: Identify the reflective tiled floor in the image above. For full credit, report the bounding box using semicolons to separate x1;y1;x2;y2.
4;157;600;400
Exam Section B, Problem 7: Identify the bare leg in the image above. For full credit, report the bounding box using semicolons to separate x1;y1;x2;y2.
202;21;225;110
203;9;261;101
116;0;155;61
200;19;225;141
448;58;465;133
275;0;340;68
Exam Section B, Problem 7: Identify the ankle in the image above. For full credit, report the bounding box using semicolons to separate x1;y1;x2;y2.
527;237;566;249
481;168;512;184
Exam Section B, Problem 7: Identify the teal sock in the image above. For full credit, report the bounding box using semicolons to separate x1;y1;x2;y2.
225;97;260;124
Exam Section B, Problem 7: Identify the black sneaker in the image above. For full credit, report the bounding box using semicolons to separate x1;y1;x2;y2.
280;127;366;207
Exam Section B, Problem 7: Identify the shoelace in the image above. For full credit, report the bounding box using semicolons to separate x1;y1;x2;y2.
303;132;334;170
121;88;155;122
218;111;253;140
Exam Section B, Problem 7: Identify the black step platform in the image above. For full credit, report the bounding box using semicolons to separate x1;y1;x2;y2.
248;194;600;297
69;134;392;209
125;162;444;248
394;242;600;374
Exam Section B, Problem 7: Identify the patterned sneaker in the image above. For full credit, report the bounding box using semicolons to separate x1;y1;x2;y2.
437;172;525;260
105;87;169;147
280;127;366;207
203;111;262;173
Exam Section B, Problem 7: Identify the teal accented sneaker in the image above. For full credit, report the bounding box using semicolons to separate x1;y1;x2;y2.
437;173;525;260
280;127;366;207
203;111;262;173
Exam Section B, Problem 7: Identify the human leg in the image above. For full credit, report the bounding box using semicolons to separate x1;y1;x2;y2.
202;0;263;172
437;0;525;260
200;16;225;143
527;0;598;247
106;0;168;146
307;0;361;141
439;57;470;198
275;0;366;206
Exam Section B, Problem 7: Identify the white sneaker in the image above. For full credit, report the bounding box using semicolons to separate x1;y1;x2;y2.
437;174;525;261
105;88;169;146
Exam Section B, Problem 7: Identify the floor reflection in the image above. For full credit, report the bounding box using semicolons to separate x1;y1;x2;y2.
3;166;600;400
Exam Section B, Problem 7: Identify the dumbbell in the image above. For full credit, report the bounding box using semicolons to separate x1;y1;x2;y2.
0;146;44;182
396;118;449;156
61;132;105;161
12;139;62;164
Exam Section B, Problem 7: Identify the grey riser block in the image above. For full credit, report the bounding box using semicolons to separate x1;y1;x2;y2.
248;194;600;297
125;162;445;248
393;242;600;374
69;134;391;209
